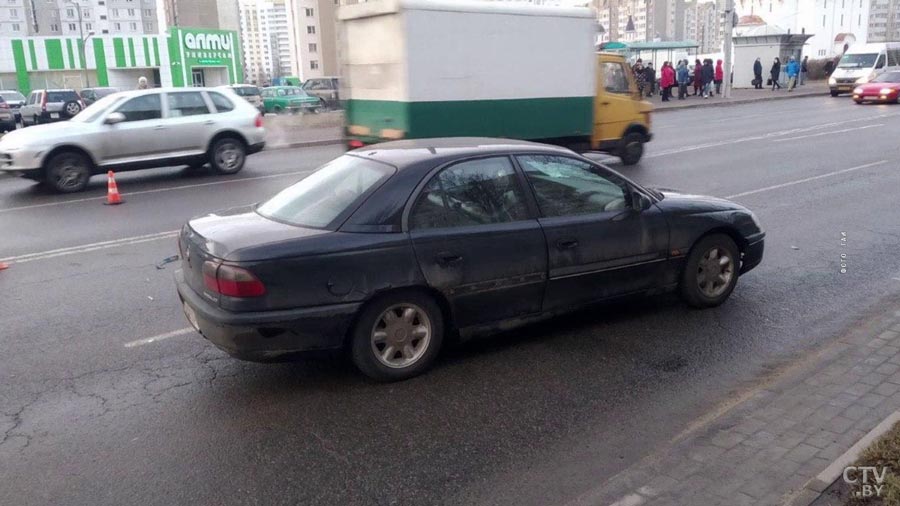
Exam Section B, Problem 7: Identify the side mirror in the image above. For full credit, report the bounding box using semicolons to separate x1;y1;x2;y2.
632;191;653;211
104;112;126;125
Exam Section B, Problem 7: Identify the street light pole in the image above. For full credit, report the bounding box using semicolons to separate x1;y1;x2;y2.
69;1;91;88
723;0;734;98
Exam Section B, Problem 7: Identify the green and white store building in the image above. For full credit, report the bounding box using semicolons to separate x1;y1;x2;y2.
0;28;243;94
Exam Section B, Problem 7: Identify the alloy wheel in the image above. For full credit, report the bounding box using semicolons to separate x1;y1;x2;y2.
215;141;244;172
696;247;735;298
370;304;432;369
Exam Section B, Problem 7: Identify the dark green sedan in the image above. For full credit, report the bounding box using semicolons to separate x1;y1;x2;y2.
260;86;321;114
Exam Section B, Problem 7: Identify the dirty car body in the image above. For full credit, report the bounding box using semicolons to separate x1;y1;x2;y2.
175;138;764;377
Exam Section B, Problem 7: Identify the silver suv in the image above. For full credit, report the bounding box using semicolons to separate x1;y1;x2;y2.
20;89;85;125
0;87;266;193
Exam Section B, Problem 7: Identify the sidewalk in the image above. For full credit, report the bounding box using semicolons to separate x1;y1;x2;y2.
568;297;900;506
654;81;828;112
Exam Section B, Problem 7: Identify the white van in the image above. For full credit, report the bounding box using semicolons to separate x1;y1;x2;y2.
829;42;900;96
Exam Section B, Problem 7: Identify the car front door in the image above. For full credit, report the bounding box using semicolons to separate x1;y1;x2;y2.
516;154;669;312
595;59;637;144
101;93;165;164
160;91;214;156
408;156;548;328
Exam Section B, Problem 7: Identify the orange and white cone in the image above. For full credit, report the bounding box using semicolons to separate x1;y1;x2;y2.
104;170;123;205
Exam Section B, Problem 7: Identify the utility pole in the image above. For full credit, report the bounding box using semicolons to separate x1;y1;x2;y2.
723;0;734;98
68;1;93;88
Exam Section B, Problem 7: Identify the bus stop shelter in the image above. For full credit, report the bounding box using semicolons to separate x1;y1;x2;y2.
620;41;701;67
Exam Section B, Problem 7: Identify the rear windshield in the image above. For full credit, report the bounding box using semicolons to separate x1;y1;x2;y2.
47;91;80;102
873;71;900;83
0;91;25;101
838;53;878;68
93;88;118;98
256;155;395;229
232;86;260;97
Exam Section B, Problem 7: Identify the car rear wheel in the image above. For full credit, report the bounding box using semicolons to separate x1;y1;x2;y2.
63;100;82;118
618;133;645;166
831;90;840;97
679;234;740;308
210;137;246;175
350;291;444;382
45;151;92;193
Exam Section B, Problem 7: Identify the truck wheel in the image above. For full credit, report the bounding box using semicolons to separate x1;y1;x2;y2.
45;151;92;193
618;133;644;166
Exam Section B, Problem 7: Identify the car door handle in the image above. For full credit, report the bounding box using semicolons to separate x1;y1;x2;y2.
153;125;166;130
599;101;611;106
556;239;579;250
203;120;215;125
435;252;463;267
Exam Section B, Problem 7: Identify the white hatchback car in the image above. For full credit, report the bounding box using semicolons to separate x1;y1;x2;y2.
0;87;266;192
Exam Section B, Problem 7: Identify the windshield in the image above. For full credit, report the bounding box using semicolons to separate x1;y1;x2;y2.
0;91;25;102
256;155;395;229
71;94;125;122
873;71;900;83
838;53;878;68
232;86;260;97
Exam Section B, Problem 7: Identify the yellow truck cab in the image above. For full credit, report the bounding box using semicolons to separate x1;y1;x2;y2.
592;52;654;164
340;0;653;165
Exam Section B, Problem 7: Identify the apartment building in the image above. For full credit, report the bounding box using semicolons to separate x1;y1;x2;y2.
24;0;159;37
868;0;900;42
239;0;294;84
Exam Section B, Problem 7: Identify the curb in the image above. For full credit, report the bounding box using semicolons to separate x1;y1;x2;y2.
655;91;828;112
265;138;344;151
787;410;900;506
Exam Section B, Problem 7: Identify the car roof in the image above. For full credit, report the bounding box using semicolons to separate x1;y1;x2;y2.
351;137;573;167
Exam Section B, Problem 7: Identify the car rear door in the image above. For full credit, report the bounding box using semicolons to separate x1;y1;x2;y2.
160;90;214;155
515;154;669;312
408;156;548;328
101;93;165;163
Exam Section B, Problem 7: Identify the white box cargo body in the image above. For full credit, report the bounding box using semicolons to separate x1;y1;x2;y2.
339;0;597;143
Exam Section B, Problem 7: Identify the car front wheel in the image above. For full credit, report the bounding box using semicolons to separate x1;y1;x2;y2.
350;291;444;381
680;234;740;308
45;151;92;193
210;137;246;175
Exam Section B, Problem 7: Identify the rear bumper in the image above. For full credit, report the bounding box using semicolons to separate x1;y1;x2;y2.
175;269;358;361
740;236;765;274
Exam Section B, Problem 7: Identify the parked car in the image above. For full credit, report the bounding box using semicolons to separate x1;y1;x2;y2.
0;90;27;122
0;87;265;192
175;138;765;381
301;77;340;109
222;84;265;113
80;87;119;106
260;86;320;114
20;89;85;126
0;96;16;132
853;70;900;103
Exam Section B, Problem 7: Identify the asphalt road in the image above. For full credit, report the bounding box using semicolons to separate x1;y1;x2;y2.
2;95;899;506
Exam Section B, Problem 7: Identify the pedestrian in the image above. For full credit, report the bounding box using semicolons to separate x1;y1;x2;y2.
714;59;724;95
632;58;647;97
137;76;149;90
701;59;714;98
753;57;763;89
676;59;689;99
786;56;799;91
660;61;675;102
800;55;809;85
693;58;703;96
771;57;782;90
644;62;656;97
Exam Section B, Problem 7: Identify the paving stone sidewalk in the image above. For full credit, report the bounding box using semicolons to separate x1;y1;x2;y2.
654;81;828;111
569;301;900;506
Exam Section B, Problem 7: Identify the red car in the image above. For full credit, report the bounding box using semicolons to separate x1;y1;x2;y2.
853;70;900;104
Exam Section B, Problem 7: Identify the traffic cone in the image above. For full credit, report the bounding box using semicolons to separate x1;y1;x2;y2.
104;170;123;205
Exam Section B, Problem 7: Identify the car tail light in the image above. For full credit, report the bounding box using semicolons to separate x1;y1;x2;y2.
0;102;8;110
202;261;266;297
41;93;47;112
254;114;263;128
348;139;365;149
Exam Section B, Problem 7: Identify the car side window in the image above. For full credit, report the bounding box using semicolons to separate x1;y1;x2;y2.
277;89;286;97
410;157;529;230
306;80;326;90
876;54;886;69
602;62;631;94
167;92;209;117
115;94;162;122
517;155;629;217
208;92;234;113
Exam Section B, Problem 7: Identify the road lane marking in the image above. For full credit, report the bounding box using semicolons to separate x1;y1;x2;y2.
772;123;883;142
724;160;888;199
0;168;316;214
0;230;179;264
124;327;194;348
646;112;900;158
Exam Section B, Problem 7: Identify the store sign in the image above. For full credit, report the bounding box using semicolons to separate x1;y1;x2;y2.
184;33;231;52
